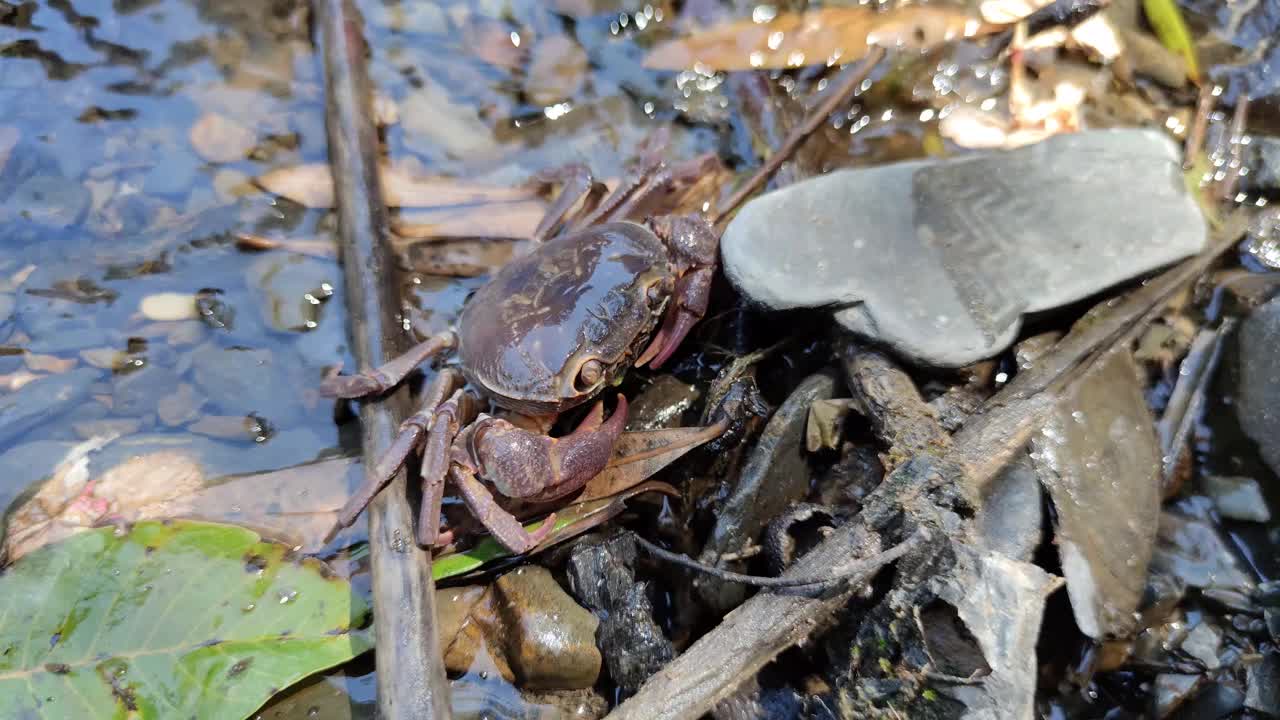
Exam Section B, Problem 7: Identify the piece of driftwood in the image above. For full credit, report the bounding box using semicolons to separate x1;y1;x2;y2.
606;214;1248;720
313;0;451;716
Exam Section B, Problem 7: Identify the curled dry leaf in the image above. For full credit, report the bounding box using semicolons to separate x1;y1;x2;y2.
940;78;1085;150
189;111;258;163
644;5;994;71
256;162;538;209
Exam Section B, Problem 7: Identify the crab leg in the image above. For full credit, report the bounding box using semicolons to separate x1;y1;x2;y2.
450;465;558;554
319;331;457;398
528;163;607;243
325;369;465;542
416;387;478;547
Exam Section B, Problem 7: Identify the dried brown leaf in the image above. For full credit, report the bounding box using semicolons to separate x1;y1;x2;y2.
579;421;726;502
644;5;992;71
395;237;528;277
392;199;548;240
255;162;538;209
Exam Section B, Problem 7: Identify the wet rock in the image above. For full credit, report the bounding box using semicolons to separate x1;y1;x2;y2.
1181;622;1222;670
72;418;143;439
400;79;493;160
1246;651;1280;717
1029;349;1160;638
626;375;700;431
190;345;303;422
722;129;1206;367
1169;683;1245;720
245;254;337;332
1233;295;1280;476
9;174;90;229
142;150;200;195
157;382;206;426
566;533;674;692
0;440;76;513
1151;511;1256;595
697;371;837;609
88;428;325;479
0;367;100;446
1155;674;1203;718
111;365;182;417
438;566;601;690
1201;475;1271;523
1243;136;1280;193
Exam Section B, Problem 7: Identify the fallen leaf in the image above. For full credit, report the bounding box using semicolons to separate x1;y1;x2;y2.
644;5;993;71
1142;0;1199;81
391;199;548;239
24;351;77;373
0;521;371;720
580;422;726;502
806;398;855;452
189;111;258;163
235;232;338;259
256;162;537;209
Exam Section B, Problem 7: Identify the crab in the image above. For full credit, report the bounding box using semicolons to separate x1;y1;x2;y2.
321;61;873;554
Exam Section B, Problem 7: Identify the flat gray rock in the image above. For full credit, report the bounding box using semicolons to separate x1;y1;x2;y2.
722;129;1207;367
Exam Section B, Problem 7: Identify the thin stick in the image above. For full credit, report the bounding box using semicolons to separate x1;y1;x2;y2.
710;46;887;229
313;0;451;716
1183;83;1216;170
634;530;925;589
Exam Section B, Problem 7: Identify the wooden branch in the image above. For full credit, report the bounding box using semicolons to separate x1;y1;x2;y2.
313;1;451;716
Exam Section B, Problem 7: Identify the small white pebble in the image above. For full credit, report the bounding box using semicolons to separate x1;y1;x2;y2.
140;292;199;321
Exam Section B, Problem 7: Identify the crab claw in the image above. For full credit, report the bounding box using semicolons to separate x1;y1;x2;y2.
469;395;629;504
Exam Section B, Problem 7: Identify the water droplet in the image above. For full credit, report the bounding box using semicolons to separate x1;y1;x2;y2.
278;588;299;604
243;603;256;613
307;708;320;718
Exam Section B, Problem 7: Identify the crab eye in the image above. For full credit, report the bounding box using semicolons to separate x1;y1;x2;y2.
576;359;604;390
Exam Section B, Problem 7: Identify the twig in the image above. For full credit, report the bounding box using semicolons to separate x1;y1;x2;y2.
711;46;887;229
634;530;925;590
1184;83;1217;169
1218;94;1250;201
313;0;451;716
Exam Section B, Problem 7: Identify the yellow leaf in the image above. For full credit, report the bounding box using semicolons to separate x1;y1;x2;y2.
643;5;994;71
1142;0;1200;82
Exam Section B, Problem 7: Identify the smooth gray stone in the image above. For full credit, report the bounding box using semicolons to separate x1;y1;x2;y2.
722;129;1207;367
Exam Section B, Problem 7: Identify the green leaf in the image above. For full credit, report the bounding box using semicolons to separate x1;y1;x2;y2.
0;520;372;720
1143;0;1200;81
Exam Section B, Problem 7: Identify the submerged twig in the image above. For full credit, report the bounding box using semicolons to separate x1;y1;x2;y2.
711;46;886;228
313;0;451;716
1156;320;1235;483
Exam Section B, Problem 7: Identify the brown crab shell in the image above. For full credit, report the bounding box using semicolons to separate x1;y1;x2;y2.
456;221;674;416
